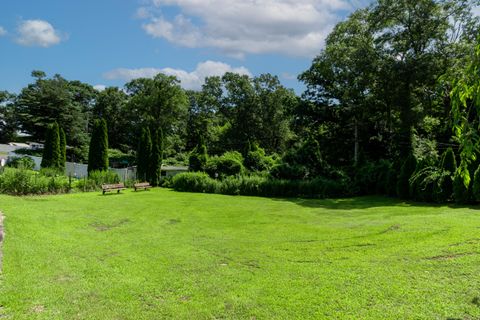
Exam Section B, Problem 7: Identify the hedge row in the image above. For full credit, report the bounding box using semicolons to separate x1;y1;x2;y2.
172;172;350;198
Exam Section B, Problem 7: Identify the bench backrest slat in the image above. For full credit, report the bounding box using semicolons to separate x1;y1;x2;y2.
134;182;151;187
102;183;125;189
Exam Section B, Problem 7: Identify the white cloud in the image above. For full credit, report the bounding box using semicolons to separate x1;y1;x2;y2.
16;20;62;47
281;72;297;80
0;26;6;36
140;0;370;58
93;85;107;92
104;60;251;90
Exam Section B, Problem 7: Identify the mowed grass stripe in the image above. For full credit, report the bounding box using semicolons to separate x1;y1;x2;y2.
0;189;479;319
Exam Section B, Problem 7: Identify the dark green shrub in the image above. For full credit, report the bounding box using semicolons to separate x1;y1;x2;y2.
189;143;208;172
396;154;417;199
409;164;450;203
270;163;307;180
0;168;69;195
205;151;244;178
375;160;393;195
160;175;174;188
409;160;430;202
385;168;398;197
75;170;120;192
438;148;456;202
172;172;350;199
354;160;393;196
245;143;275;172
7;156;35;170
472;165;480;202
172;172;219;193
453;170;472;204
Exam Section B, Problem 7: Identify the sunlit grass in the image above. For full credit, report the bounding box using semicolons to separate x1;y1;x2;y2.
1;189;480;319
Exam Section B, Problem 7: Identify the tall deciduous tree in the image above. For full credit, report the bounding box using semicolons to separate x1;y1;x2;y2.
88;119;109;173
93;87;130;150
125;74;188;156
15;71;96;161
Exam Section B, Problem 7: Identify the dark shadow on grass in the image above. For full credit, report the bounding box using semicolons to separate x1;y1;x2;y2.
273;195;480;211
163;189;480;211
96;192;126;197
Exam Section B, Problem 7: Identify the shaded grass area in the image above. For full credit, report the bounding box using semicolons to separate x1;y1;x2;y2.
0;190;480;319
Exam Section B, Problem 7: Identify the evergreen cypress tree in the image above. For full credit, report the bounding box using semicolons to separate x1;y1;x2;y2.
137;127;152;181
41;122;61;169
41;125;53;169
88;119;109;173
438;147;457;201
59;127;67;170
149;129;163;186
454;170;471;204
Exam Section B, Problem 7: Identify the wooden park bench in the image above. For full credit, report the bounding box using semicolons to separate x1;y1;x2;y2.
134;182;152;192
101;183;126;195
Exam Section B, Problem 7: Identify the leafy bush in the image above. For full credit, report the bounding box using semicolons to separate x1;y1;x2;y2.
172;172;350;199
0;168;70;195
245;143;275;172
270;163;307;180
13;148;43;157
160;175;174;188
438;148;456;202
396;154;417;199
409;164;449;202
354;160;392;195
472;165;480;202
6;156;35;170
385;168;398;197
189;144;208;172
205;151;245;178
75;170;120;192
453;170;472;204
172;172;219;193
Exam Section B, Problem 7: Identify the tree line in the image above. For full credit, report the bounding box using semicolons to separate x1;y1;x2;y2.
1;0;480;202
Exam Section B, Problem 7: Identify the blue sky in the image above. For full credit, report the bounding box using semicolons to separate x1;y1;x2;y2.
0;0;370;94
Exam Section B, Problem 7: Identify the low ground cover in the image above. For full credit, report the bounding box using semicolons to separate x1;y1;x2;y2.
0;190;479;319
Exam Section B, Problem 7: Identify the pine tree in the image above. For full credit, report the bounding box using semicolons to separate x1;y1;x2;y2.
41;122;61;169
59;127;67;170
149;129;163;186
88;119;109;173
137;127;152;181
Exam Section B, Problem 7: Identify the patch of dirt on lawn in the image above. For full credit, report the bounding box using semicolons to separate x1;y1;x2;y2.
426;252;476;261
378;224;401;234
90;218;130;232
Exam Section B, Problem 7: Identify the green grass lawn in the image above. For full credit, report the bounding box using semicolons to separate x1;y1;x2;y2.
1;189;480;319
